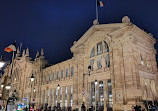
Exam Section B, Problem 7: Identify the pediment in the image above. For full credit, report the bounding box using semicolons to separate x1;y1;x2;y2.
70;23;129;53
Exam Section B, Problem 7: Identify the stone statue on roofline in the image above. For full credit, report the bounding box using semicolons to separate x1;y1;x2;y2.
26;47;29;57
36;51;39;58
22;49;25;57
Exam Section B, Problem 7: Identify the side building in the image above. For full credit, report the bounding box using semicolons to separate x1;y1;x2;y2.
0;16;158;111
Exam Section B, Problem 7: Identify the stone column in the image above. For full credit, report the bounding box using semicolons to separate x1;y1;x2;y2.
103;80;108;111
88;82;91;107
62;86;65;108
67;86;71;107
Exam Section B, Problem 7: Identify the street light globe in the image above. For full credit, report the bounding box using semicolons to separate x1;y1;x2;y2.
57;84;60;90
31;74;34;82
0;62;5;69
6;84;11;90
95;79;98;85
0;56;5;69
1;83;4;88
33;88;36;92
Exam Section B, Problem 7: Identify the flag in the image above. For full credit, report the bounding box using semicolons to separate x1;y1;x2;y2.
4;42;16;53
97;1;104;7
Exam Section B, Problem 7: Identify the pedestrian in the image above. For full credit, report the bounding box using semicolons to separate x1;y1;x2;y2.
81;103;86;111
12;108;16;111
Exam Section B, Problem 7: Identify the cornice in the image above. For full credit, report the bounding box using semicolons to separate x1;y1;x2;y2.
131;25;156;45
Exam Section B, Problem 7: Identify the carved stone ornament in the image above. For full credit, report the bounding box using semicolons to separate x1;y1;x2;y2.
36;51;39;58
41;48;44;56
22;49;25;57
122;16;130;23
16;47;20;57
93;19;99;25
26;47;29;57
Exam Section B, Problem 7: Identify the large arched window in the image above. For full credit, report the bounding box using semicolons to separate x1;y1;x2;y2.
104;41;109;52
90;47;95;57
89;41;110;70
97;42;103;55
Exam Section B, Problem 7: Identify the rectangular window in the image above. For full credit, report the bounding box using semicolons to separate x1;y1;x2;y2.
91;82;95;107
55;89;58;106
97;57;102;69
99;81;104;106
51;89;53;105
97;42;103;55
107;79;113;108
61;70;63;78
70;86;73;106
106;54;110;68
47;90;49;103
90;59;94;71
60;88;62;106
66;68;68;77
65;87;67;107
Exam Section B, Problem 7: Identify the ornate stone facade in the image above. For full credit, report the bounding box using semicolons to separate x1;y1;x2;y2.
0;16;158;110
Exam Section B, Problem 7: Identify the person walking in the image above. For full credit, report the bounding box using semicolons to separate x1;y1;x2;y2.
12;108;16;111
81;103;86;111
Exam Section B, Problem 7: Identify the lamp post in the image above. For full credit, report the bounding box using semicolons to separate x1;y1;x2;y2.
30;73;34;110
95;79;98;111
83;66;91;106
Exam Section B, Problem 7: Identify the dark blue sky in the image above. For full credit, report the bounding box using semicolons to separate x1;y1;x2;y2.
0;0;158;64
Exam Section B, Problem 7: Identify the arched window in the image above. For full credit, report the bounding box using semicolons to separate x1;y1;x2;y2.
104;41;109;52
66;68;69;77
61;70;63;78
48;74;50;81
57;72;59;79
52;73;54;80
97;42;103;55
71;67;74;76
90;47;95;57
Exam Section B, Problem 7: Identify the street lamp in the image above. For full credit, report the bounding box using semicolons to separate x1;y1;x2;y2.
0;56;5;69
6;83;11;90
95;79;98;111
31;74;34;82
30;73;34;110
57;84;60;90
33;88;36;93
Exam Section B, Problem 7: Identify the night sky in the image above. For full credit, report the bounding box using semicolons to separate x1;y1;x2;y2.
0;0;158;65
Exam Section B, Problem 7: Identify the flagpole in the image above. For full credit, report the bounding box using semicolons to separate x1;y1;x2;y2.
96;0;98;23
